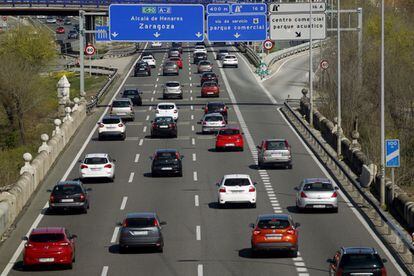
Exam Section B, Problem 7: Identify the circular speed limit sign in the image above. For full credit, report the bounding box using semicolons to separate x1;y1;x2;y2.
263;39;274;51
84;44;96;56
320;59;329;70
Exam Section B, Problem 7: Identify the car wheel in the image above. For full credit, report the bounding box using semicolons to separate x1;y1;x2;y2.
67;263;73;269
296;205;303;213
286;164;293;169
251;203;256;208
251;248;258;258
98;135;102;141
235;65;238;68
152;171;158;177
332;207;338;213
218;202;225;209
122;133;126;140
239;147;244;152
119;246;127;254
157;246;163;253
82;207;88;214
177;170;183;177
290;249;298;258
258;161;263;169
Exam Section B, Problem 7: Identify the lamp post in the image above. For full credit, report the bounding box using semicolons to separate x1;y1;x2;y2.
380;0;386;207
336;0;342;158
309;0;314;128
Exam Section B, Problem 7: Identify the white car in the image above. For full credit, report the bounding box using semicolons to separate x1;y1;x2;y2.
198;113;226;134
151;41;162;47
194;45;207;54
163;81;183;99
98;116;126;140
46;16;56;24
217;174;257;208
79;153;115;181
141;55;156;68
222;55;238;68
155;102;179;121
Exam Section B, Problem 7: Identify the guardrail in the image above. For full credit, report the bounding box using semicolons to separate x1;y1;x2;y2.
283;99;414;274
237;42;261;68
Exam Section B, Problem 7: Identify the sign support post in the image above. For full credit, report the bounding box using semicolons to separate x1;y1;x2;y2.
386;139;400;202
309;0;313;128
337;0;342;159
79;10;85;101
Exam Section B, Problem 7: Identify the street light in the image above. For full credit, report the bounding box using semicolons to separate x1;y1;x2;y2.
337;0;342;158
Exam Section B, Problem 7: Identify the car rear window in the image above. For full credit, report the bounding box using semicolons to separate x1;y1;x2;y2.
155;152;176;159
53;185;82;195
125;218;155;228
205;115;223;122
169;57;179;61
166;82;180;87
225;55;236;59
219;129;239;135
112;101;130;107
123;90;138;95
142;57;152;60
340;254;384;269
158;105;175;110
30;234;65;243
203;82;217;87
199;61;211;65
84;157;108;164
266;141;288;150
207;103;224;109
164;62;176;67
258;219;290;230
102;118;121;124
195;53;206;57
223;178;250;186
303;182;334;191
154;117;174;123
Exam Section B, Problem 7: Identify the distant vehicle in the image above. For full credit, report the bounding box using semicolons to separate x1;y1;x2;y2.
55;26;65;34
151;116;177;138
198;113;226;134
67;30;79;39
23;227;76;269
141;55;156;68
73;24;79;31
163;81;183;99
217;174;257;208
201;81;220;98
194;45;207;54
200;72;218;86
48;180;91;213
203;101;228;120
162;61;179;76
197;60;213;74
64;18;72;25
222;55;238;68
118;212;166;253
193;52;207;64
216;49;229;60
56;17;64;24
36;15;47;19
155;102;179;121
46;16;56;24
295;178;339;212
109;99;135;121
257;139;292;169
171;42;183;53
151;149;183;177
168;48;181;58
215;128;244;151
151;41;162;47
121;88;142;106
79;153;116;181
168;56;183;69
250;214;300;257
98;116;126;140
134;61;151;77
328;247;387;276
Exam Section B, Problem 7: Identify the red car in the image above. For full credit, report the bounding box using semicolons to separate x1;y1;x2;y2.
201;81;220;97
23;227;76;269
55;26;65;34
169;57;183;69
215;128;244;151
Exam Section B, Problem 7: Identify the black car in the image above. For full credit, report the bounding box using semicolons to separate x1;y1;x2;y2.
151;116;177;138
204;101;228;121
168;48;180;58
171;42;183;53
151;149;183;177
48;181;91;213
134;61;151;77
118;212;166;253
328;247;387;276
121;88;142;106
200;72;218;86
67;30;79;39
193;52;207;64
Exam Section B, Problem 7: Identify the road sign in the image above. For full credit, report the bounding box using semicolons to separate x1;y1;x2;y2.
207;14;267;42
84;44;96;56
263;39;274;50
386;139;400;167
231;3;267;14
270;13;326;41
207;4;230;14
95;26;110;42
109;4;204;42
270;3;326;13
320;59;329;70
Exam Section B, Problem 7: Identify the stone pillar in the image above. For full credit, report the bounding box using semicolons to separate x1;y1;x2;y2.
38;134;51;154
57;75;71;117
63;107;73;123
52;119;62;137
20;153;34;176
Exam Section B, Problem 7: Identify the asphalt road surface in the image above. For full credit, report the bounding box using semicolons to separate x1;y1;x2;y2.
0;43;405;276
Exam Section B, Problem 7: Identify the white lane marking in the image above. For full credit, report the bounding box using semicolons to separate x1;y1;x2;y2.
146;115;150;121
192;153;197;161
151;97;154;102
192;138;195;145
143;126;147;133
149;106;152;111
190;96;193;101
191;105;194;110
120;197;128;210
111;227;120;243
139;139;144;146
155;84;158;88
196;225;201;240
156;77;159;81
193;171;198;181
134;154;140;163
189;76;192;81
195;195;199;207
191;114;194;120
191;125;195;132
190;83;192;87
101;266;109;276
197;264;203;276
190;90;193;94
128;172;135;183
153;90;156;95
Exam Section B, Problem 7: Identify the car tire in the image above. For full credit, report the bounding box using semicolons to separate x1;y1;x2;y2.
98;135;102;141
332;207;338;213
235;65;238;68
296;205;303;213
251;203;256;208
152;171;158;177
180;95;183;99
157;246;163;253
119;246;127;254
82;207;88;214
290;249;298;258
122;133;126;141
67;263;73;269
218;203;225;209
287;164;293;169
251;248;258;258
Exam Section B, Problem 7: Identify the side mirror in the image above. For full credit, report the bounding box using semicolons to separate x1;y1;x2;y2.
22;236;28;241
78;160;83;163
112;159;117;162
249;223;255;229
382;258;387;263
215;183;220;187
180;155;184;159
149;156;153;160
294;187;299;191
241;132;245;135
295;222;301;228
116;222;122;227
70;234;78;239
253;182;257;186
151;120;153;123
46;189;52;193
97;122;101;125
326;258;335;264
160;221;167;226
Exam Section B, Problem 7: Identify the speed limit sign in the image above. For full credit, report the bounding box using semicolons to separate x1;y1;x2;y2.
320;59;329;70
263;39;274;51
84;44;96;56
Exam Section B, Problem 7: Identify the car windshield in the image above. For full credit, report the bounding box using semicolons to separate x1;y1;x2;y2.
30;233;65;243
203;73;215;78
154;117;173;123
102;118;121;124
169;57;179;61
219;129;239;135
223;178;250;186
69;31;76;34
199;61;210;65
303;182;333;191
112;101;130;107
258;219;290;230
125;218;155;228
84;157;108;164
266;141;288;150
123;90;138;95
166;82;180;87
53;185;82;195
142;57;153;60
165;62;176;67
204;115;223;122
340;254;384;269
158;105;175;110
155;152;177;159
195;53;206;57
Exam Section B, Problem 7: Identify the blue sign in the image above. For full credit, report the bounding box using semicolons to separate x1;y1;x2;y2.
207;4;231;14
95;26;110;42
386;139;400;167
109;4;205;42
231;3;267;14
207;14;267;42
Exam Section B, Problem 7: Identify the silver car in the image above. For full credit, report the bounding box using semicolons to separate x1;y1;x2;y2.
295;178;338;212
197;60;213;74
163;61;179;76
163;81;183;99
257;139;292;169
110;99;135;121
198;113;226;134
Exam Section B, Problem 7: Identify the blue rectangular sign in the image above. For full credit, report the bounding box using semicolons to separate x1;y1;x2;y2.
109;4;204;42
207;4;231;14
95;26;110;42
386;139;400;167
207;14;267;42
231;3;267;14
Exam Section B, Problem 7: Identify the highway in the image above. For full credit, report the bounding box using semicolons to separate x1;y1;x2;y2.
0;43;405;276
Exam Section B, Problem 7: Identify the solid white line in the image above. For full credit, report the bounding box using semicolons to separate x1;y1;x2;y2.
120;196;128;210
192;153;196;161
195;195;199;207
134;153;140;163
101;266;109;276
193;171;198;181
192;138;195;145
110;227;120;243
196;225;201;240
146;115;150;121
197;264;203;276
128;172;134;183
139;139;144;146
143;126;147;133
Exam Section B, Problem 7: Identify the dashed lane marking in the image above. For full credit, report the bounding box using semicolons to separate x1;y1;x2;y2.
193;171;198;181
101;266;109;276
110;227;120;243
139;139;144;146
128;172;134;183
192;138;196;145
191;125;195;132
196;225;201;240
197;264;203;276
143;126;147;133
120;197;128;210
146;115;150;121
195;195;199;207
134;154;140;163
192;153;196;161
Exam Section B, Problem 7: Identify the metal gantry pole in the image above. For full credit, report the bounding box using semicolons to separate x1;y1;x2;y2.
336;0;342;158
357;7;363;93
309;0;314;128
380;0;386;207
79;10;85;100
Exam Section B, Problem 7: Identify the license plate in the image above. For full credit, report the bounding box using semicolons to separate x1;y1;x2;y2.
39;258;54;263
132;231;148;236
313;205;326;208
271;154;282;157
225;143;235;147
61;199;74;203
91;168;101;171
232;190;243;193
159;125;168;128
107;126;116;129
161;167;172;170
118;112;126;116
266;236;282;240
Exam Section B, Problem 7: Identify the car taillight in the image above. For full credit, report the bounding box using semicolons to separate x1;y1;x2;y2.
152;123;157;128
25;243;33;248
169;124;174;128
174;110;178;113
202;122;207;125
104;164;112;169
59;242;70;246
300;192;307;198
249;186;256;192
79;194;85;201
153;220;159;227
99;123;105;128
331;192;338;198
118;123;124;127
110;106;113;112
253;230;261;235
286;229;295;235
122;220;128;227
80;164;88;169
219;187;226;193
381;267;387;276
49;195;55;203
